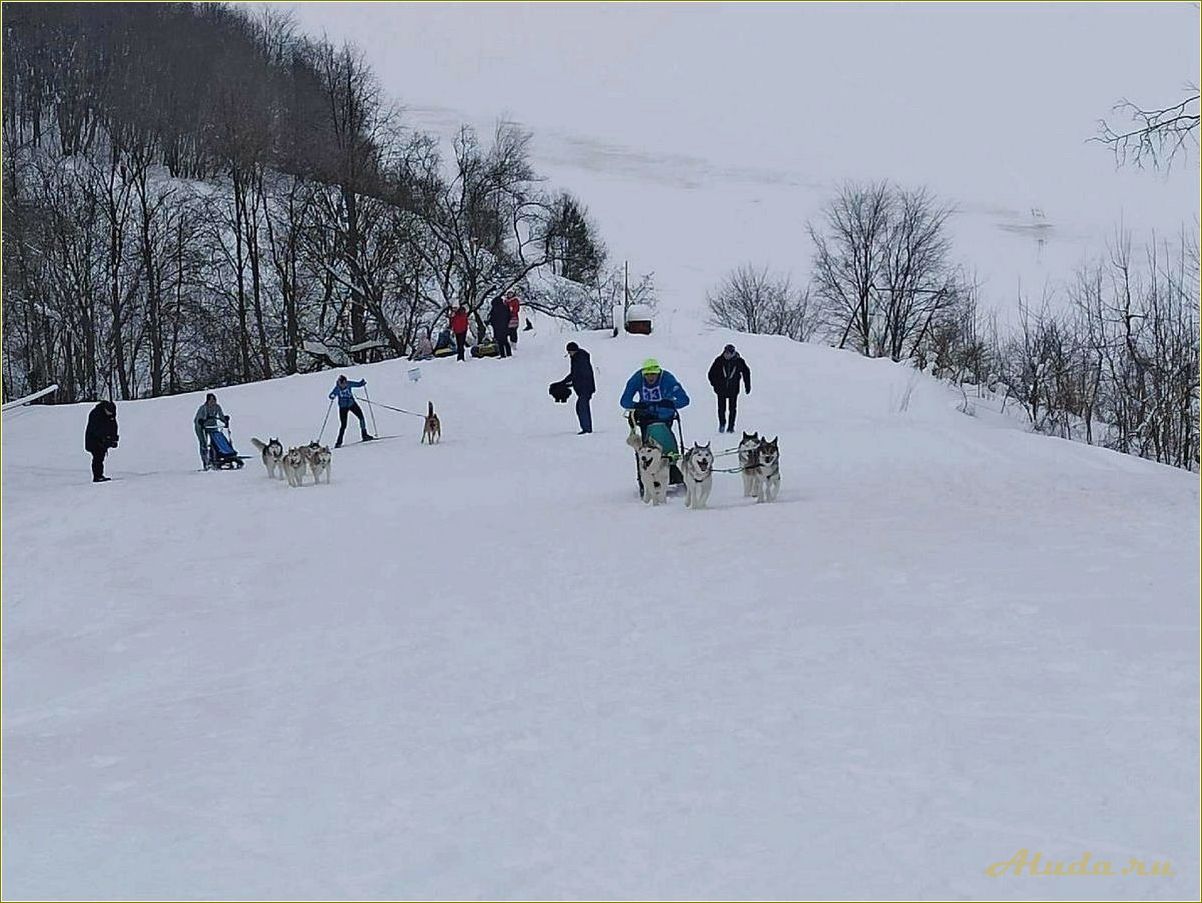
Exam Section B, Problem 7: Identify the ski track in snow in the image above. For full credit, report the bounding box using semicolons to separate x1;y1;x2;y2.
2;325;1198;899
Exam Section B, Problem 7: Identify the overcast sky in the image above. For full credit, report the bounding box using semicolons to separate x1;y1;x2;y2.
284;2;1199;313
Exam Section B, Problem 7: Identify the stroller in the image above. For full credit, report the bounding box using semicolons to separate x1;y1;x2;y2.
206;426;247;470
629;406;685;498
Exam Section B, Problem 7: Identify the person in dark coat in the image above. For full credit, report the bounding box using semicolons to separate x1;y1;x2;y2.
707;343;752;433
84;401;119;482
562;342;596;434
489;295;512;358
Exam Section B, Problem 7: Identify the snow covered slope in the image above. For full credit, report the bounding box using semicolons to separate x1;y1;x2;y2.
3;324;1198;899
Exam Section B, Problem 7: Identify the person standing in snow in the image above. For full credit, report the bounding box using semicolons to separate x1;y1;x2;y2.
620;358;690;437
489;295;512;358
506;290;521;348
449;305;470;362
328;375;375;448
707;343;752;433
562;342;596;434
194;392;229;470
84;400;119;482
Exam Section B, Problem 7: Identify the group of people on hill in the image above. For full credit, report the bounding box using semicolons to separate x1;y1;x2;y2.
552;342;752;437
81;317;753;479
411;291;524;363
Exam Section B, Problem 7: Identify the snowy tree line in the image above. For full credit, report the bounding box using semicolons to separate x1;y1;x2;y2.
2;2;613;403
707;181;1199;472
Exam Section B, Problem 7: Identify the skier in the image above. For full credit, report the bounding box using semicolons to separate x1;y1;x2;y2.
562;342;596;434
449;305;470;362
489;295;512;358
328;375;375;448
707;343;752;433
84;400;119;482
194;392;230;470
620;358;690;437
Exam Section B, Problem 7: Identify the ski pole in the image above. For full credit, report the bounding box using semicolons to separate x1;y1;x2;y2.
363;384;379;436
318;398;334;442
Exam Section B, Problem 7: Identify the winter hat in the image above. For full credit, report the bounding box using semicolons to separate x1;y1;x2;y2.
566;342;579;353
724;344;736;353
641;358;662;375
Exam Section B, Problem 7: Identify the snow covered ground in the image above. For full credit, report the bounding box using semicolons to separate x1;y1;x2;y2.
3;323;1198;899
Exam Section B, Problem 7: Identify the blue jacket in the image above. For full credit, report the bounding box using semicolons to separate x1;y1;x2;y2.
620;369;689;423
329;379;365;409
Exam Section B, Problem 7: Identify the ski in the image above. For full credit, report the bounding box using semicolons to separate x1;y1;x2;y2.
332;435;403;449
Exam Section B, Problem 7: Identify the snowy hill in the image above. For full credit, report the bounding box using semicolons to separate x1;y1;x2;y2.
2;324;1198;899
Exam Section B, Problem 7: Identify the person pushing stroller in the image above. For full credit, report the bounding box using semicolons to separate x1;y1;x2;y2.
194;393;230;470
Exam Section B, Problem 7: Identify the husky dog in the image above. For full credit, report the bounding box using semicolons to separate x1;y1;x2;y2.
680;442;714;509
637;443;670;506
250;437;285;480
625;411;643;451
305;441;333;485
421;401;441;444
282;446;308;488
750;436;780;503
737;431;761;497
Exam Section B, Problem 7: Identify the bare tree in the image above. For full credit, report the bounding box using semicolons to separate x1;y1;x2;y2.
706;263;816;341
808;182;964;360
1096;85;1200;170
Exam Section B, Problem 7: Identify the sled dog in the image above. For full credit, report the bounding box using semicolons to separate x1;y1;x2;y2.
250;437;285;480
305;442;333;485
637;443;670;507
750;436;780;503
421;401;441;444
625;411;643;450
738;431;761;497
282;446;308;488
681;442;714;510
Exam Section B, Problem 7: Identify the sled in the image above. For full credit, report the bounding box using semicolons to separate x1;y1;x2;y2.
206;427;248;469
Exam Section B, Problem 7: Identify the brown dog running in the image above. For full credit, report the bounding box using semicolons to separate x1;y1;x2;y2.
421;401;441;444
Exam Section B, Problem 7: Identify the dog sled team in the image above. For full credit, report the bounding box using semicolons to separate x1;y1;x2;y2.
607;348;779;509
179;372;439;489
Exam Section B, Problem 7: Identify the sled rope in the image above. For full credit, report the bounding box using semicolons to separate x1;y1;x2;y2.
359;398;426;418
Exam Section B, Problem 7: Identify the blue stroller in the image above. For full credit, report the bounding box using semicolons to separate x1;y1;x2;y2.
206;426;247;469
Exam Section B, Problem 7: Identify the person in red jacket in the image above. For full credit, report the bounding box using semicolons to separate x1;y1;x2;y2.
505;291;521;348
449;305;469;362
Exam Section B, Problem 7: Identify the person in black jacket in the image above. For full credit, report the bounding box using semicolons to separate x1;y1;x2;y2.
707;344;752;433
84;401;119;482
489;295;512;358
563;342;596;434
